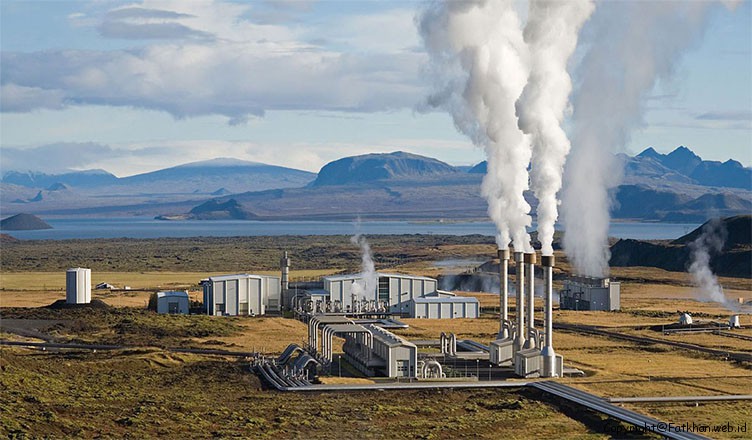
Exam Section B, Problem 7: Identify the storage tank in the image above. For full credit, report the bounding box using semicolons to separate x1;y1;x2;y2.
729;315;741;328
66;268;91;304
678;312;693;325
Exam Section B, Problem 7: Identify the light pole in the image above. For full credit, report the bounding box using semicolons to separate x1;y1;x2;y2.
476;359;479;379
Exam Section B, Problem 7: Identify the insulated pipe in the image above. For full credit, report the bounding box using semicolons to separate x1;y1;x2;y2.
541;255;557;377
514;251;526;353
524;252;537;349
498;249;510;339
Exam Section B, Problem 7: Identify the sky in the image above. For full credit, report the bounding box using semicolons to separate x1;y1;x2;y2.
1;0;750;177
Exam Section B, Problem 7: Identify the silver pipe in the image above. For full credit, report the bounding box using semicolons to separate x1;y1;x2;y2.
498;249;510;338
524;252;536;349
514;251;526;353
541;254;557;377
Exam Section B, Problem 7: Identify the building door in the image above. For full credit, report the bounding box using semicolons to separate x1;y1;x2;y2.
396;360;410;377
168;302;179;314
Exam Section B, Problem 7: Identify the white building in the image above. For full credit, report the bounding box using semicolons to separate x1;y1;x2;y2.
560;277;620;311
322;273;438;313
407;295;479;319
156;291;190;314
66;268;91;304
202;274;281;316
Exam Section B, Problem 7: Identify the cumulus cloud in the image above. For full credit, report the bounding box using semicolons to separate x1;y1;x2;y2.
0;1;424;122
0;84;66;112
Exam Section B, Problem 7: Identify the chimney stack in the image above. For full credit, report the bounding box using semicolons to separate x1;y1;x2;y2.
280;251;290;291
524;252;537;349
541;254;558;377
498;249;510;338
514;251;526;353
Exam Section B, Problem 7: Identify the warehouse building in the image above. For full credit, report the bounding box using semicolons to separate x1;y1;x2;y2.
201;274;281;316
560;277;620;311
156;291;190;314
407;295;479;319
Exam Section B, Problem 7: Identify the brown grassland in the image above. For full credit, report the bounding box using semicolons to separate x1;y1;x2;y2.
1;235;751;438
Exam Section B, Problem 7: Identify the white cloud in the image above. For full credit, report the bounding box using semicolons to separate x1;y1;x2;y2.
1;0;425;122
0;84;66;112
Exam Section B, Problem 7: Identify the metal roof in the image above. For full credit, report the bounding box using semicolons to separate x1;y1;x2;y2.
410;296;479;304
303;289;330;296
323;272;436;282
364;324;416;348
156;291;189;299
207;273;279;282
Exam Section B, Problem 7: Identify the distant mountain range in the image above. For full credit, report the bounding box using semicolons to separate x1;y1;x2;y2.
3;158;315;194
1;146;749;223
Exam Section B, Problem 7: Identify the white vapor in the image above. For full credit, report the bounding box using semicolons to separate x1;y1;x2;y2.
419;0;532;251
350;232;378;301
688;218;735;310
516;0;595;256
560;0;738;277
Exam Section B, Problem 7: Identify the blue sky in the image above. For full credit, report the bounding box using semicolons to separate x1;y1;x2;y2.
1;0;750;176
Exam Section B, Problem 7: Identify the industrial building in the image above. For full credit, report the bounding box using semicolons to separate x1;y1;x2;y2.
407;294;479;319
66;268;91;304
287;272;479;318
322;273;438;313
344;324;418;377
156;291;190;314
560;277;620;311
306;314;418;378
201;274;281;316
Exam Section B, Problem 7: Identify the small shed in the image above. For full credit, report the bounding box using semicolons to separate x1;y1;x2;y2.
156;291;190;314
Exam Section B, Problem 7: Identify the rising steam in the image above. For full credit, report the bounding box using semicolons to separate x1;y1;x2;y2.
560;1;737;276
688;218;735;310
516;0;594;256
419;0;533;251
350;232;378;301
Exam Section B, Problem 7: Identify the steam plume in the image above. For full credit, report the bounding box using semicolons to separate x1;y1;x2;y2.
561;1;737;276
516;0;595;256
419;0;532;251
350;232;377;301
688;218;735;310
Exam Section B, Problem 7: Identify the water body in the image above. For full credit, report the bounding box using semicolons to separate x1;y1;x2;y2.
6;217;700;241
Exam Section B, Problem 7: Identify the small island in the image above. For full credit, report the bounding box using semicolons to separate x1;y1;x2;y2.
0;213;53;231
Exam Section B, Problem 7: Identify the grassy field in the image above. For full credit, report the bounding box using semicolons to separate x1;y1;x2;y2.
1;347;608;439
2;235;751;438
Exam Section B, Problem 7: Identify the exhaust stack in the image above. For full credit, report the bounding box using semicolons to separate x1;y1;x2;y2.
514;251;526;353
541;254;558;377
280;251;290;290
498;249;510;339
524;252;536;349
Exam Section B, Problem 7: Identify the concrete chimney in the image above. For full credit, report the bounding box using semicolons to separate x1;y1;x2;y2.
524;252;536;349
498;248;510;339
514;251;526;354
541;254;557;377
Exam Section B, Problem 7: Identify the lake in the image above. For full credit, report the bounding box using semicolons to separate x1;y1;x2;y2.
5;218;700;241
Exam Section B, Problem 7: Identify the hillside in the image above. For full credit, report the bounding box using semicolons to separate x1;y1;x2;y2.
609;215;752;278
0;213;53;231
311;151;458;187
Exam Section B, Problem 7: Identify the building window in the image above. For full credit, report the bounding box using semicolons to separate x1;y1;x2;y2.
378;277;389;302
239;302;249;315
